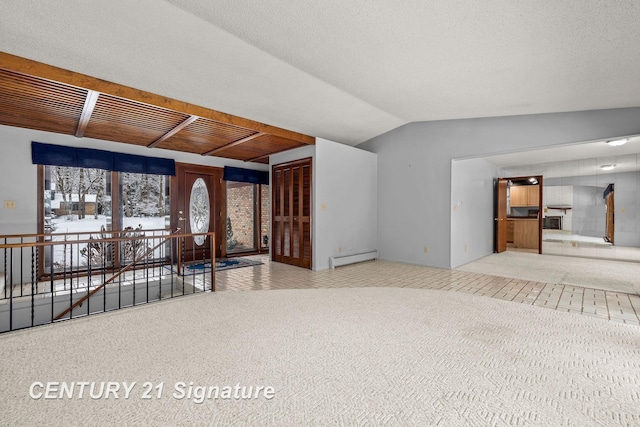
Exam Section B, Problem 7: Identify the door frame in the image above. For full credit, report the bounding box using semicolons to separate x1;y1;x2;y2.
495;175;543;254
170;162;226;259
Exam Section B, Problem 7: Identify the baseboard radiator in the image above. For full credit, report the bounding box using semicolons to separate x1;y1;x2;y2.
329;250;378;269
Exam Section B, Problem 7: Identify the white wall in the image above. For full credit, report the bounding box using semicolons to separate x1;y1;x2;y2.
0;124;268;237
358;107;640;269
270;139;378;271
315;138;377;271
450;158;500;268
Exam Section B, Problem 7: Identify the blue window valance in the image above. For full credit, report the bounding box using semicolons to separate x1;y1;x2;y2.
223;166;269;185
31;142;175;176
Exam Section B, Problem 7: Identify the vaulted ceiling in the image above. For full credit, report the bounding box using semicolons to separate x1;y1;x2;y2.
1;1;640;146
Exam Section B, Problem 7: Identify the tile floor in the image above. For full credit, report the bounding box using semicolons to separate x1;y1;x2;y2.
215;255;640;326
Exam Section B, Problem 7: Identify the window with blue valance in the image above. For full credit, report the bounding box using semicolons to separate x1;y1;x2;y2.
31;141;176;176
223;166;269;185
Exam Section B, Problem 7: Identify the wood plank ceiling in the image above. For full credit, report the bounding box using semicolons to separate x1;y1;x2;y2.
0;52;314;164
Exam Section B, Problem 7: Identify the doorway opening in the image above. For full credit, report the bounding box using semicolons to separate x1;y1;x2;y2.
495;176;542;254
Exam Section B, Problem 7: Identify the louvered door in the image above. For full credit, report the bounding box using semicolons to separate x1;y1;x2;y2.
272;158;312;269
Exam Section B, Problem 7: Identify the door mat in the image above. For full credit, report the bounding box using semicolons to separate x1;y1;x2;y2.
185;258;263;273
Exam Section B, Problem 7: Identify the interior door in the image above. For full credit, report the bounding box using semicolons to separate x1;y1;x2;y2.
171;163;225;262
495;178;508;252
272;158;312;269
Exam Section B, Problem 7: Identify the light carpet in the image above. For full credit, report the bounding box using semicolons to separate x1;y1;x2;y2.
1;288;639;426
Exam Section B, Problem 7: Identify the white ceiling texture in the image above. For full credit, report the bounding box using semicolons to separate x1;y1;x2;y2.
485;136;640;179
1;1;640;146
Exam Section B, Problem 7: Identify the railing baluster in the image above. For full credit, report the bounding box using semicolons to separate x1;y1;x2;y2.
170;235;174;299
31;246;35;327
118;239;122;310
132;238;136;307
102;240;106;313
3;238;7;299
20;237;24;297
145;237;149;304
191;237;196;293
69;242;73;320
9;248;13;331
87;241;91;316
50;244;54;325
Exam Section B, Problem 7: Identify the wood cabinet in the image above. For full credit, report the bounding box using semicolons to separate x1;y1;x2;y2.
506;220;514;243
527;185;540;206
513;219;538;249
510;185;539;207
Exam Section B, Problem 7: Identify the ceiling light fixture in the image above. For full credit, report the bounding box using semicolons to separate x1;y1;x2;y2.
606;138;628;147
600;164;616;171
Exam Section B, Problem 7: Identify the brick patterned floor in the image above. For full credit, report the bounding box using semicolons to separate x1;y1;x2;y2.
213;255;640;326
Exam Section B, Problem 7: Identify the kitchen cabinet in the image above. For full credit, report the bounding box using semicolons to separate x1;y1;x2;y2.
513;219;538;249
527;185;540;206
506;220;514;243
510;185;539;207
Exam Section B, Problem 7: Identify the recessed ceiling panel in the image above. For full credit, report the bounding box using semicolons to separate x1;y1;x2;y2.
84;94;192;146
158;118;256;154
0;69;86;135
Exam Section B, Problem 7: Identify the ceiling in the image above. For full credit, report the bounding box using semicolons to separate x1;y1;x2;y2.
1;1;639;146
484;135;640;178
0;54;314;164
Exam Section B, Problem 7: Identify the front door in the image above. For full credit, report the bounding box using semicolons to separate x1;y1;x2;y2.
171;163;225;262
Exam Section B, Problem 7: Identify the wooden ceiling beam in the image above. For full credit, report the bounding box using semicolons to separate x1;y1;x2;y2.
147;115;198;148
245;144;303;163
75;89;99;138
0;52;315;145
202;132;265;156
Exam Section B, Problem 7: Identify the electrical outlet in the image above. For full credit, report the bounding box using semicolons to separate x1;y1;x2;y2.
423;246;428;253
4;200;16;209
321;203;327;211
338;246;342;253
464;244;467;252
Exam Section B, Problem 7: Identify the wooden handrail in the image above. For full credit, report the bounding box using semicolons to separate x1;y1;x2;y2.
0;231;211;249
0;227;172;240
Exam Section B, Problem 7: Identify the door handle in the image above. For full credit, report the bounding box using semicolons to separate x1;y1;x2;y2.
179;217;186;222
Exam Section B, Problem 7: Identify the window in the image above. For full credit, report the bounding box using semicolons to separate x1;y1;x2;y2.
226;182;270;254
41;166;170;273
43;166;111;271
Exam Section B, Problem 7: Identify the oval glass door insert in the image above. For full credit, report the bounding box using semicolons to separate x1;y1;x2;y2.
189;178;210;246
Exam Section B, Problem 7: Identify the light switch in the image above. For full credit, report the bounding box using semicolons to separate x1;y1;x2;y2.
4;200;16;209
321;203;327;211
